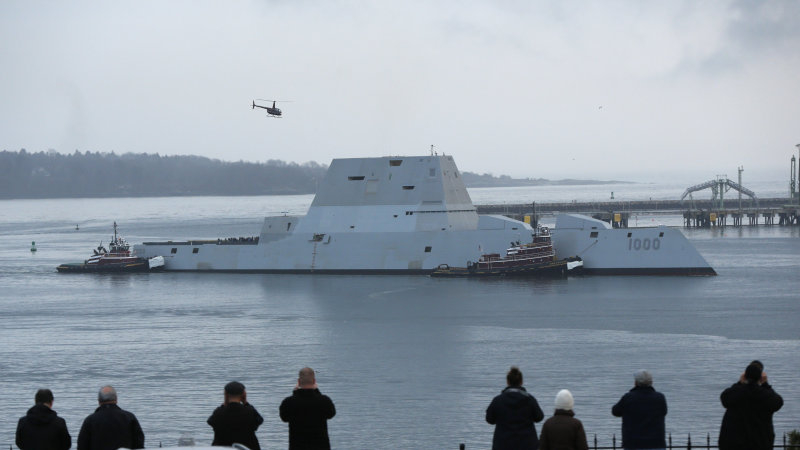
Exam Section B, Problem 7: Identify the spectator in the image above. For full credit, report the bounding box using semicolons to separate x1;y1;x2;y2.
485;366;544;449
207;381;264;450
77;385;144;450
719;362;783;450
280;367;336;450
539;389;588;450
16;388;71;450
612;369;668;450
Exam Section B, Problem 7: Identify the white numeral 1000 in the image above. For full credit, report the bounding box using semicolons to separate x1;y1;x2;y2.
628;238;660;251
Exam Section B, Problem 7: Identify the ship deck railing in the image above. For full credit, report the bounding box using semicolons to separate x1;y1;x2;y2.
142;237;260;246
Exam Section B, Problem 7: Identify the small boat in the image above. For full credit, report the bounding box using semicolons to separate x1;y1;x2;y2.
431;227;583;278
57;222;165;273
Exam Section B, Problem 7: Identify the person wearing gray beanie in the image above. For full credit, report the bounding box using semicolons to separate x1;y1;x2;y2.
538;389;588;450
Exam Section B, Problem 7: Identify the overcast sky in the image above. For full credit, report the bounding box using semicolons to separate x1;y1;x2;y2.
1;0;799;181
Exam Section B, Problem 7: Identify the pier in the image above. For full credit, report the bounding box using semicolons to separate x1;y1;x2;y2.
476;197;800;228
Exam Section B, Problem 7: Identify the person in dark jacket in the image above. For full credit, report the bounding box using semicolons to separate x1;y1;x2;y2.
539;389;588;450
279;367;336;450
207;381;264;450
16;388;71;450
77;385;144;450
718;362;783;450
612;369;668;450
485;366;545;449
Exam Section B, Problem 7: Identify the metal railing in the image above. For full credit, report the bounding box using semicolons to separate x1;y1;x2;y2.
459;431;800;449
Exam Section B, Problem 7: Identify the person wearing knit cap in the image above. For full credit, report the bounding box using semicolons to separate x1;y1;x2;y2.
612;369;667;449
718;361;783;450
486;366;544;449
207;381;264;450
538;389;588;450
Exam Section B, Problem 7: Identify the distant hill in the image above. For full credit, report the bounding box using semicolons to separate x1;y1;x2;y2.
0;149;628;199
460;171;629;188
0;149;327;199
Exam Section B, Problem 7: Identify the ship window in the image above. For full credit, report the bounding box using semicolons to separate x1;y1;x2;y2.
192;248;199;254
287;223;291;231
429;168;436;177
659;232;664;237
402;185;415;190
455;171;459;178
348;176;365;180
389;159;402;166
627;232;632;237
424;246;432;252
512;227;518;230
171;248;177;254
393;214;398;218
590;231;599;238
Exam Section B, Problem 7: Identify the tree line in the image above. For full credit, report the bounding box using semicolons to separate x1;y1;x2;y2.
0;150;328;199
0;149;619;199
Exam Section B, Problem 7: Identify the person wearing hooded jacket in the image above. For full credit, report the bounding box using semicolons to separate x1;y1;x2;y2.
486;366;544;449
538;389;588;450
16;389;71;450
718;362;783;450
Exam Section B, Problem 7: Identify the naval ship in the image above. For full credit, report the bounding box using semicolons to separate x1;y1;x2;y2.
135;155;535;273
134;155;715;275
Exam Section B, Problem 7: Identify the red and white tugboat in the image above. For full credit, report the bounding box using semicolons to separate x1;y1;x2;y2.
431;226;582;277
57;222;165;273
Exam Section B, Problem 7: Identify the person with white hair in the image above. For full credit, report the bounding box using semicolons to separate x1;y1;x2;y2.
77;385;144;450
538;389;588;450
612;370;668;450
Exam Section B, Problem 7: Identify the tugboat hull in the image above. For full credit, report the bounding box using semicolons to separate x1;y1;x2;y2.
56;257;165;273
431;257;582;278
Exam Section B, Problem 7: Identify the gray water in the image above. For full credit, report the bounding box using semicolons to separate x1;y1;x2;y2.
1;186;798;449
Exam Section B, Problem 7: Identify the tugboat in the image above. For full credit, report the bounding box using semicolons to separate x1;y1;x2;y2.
57;222;165;273
431;226;583;277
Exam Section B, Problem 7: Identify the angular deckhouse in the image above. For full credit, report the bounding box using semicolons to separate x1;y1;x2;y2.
135;155;534;272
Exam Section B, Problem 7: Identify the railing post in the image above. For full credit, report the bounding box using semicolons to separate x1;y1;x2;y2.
612;433;616;449
669;432;672;449
687;432;692;450
707;433;711;449
459;444;465;450
593;434;597;450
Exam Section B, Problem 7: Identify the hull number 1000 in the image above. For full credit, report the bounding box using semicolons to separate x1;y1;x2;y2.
628;237;660;251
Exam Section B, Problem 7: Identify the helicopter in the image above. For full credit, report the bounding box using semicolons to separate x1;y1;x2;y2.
252;99;288;118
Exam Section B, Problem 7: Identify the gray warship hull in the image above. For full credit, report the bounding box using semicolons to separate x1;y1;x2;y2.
135;156;715;275
551;214;716;275
135;155;534;273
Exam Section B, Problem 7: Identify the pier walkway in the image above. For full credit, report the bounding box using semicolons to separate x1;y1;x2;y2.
476;197;799;228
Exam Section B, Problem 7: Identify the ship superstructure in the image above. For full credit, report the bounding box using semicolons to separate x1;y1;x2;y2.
135;155;534;272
